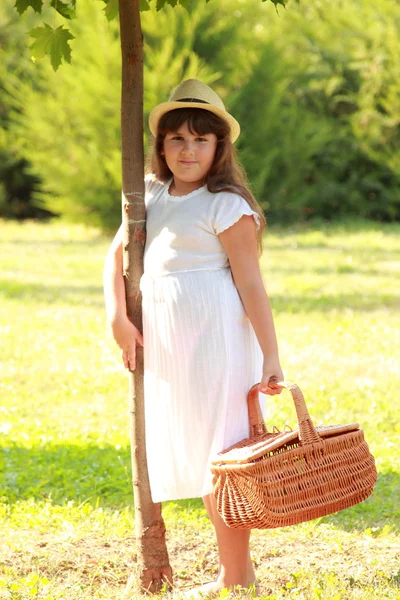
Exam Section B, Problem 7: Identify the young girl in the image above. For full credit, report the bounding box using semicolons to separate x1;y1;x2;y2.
104;79;284;597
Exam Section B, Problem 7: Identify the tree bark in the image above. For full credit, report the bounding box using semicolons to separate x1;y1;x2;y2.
118;0;172;593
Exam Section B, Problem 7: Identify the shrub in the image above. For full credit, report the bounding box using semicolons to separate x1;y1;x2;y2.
3;0;400;226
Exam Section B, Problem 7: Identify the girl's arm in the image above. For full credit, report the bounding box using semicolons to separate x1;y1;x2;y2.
103;225;144;370
219;215;283;395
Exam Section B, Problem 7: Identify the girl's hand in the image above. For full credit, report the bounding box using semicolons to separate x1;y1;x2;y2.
258;359;284;396
110;315;144;371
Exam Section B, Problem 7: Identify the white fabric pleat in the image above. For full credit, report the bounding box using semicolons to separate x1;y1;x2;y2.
140;268;264;503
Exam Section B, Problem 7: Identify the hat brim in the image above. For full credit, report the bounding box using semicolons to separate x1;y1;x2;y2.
149;101;240;143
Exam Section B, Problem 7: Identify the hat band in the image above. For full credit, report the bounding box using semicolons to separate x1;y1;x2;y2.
176;98;209;105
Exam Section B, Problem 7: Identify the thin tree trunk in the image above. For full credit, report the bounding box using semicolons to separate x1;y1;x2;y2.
118;0;172;593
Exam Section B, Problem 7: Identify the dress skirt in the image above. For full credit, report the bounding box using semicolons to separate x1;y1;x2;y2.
140;267;264;503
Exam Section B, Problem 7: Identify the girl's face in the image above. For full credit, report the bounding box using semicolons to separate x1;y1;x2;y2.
162;121;218;192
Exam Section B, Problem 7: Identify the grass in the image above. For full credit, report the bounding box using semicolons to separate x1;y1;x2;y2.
0;218;399;600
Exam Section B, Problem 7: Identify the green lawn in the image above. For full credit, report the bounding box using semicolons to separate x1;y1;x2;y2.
0;219;399;600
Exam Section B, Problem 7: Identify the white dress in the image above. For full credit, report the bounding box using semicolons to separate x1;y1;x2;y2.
141;175;264;503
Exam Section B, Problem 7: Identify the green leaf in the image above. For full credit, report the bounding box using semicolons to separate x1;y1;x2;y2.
104;0;118;21
264;0;286;13
157;0;183;9
14;0;43;15
50;0;76;20
29;24;75;71
140;0;150;10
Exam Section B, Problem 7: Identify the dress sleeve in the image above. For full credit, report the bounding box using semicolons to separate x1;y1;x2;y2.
211;192;261;235
144;173;165;207
144;173;156;207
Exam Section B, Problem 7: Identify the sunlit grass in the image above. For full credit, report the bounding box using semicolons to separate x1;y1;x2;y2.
0;218;399;599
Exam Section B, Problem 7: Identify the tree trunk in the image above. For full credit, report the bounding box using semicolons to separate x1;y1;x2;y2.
118;0;172;593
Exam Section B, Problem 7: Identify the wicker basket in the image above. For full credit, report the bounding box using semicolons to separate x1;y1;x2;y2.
211;381;377;529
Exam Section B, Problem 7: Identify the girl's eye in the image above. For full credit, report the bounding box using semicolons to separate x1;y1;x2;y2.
167;135;208;142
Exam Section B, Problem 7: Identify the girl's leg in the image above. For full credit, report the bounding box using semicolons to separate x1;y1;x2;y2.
202;494;215;525
188;494;256;597
207;493;256;588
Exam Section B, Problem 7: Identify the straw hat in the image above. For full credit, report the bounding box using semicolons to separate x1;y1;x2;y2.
148;79;240;143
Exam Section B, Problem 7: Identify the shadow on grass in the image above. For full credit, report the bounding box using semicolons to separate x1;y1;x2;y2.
1;443;398;533
0;442;134;508
271;292;399;313
0;278;398;312
0;236;106;249
0;280;104;307
266;218;400;238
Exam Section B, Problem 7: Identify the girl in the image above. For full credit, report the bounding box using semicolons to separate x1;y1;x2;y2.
103;79;284;597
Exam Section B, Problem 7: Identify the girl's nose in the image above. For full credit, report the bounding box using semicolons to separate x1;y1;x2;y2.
182;141;194;154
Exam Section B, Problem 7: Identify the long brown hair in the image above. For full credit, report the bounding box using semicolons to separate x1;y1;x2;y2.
146;108;266;255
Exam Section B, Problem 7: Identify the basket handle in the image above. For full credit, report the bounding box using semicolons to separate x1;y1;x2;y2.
248;381;322;444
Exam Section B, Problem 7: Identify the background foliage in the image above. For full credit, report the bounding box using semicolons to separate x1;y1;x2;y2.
0;3;51;219
0;0;399;227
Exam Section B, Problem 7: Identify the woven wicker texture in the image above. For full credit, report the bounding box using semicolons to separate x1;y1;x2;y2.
211;381;377;529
